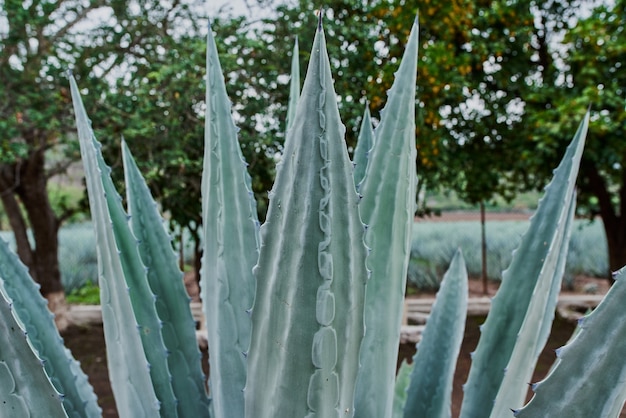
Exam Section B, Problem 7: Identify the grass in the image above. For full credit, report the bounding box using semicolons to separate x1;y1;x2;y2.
409;218;608;290
66;281;100;305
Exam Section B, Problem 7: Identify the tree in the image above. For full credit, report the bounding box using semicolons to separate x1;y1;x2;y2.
525;0;625;275
247;0;537;213
94;2;392;277
0;0;204;321
80;0;625;287
93;31;205;278
93;15;277;279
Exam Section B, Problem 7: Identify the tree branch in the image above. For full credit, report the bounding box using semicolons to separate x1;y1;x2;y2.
48;1;106;46
45;159;78;180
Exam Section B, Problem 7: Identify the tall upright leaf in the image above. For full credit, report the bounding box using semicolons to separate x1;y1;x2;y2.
403;249;468;418
354;15;419;418
0;289;68;418
0;236;101;418
490;194;576;416
460;111;589;418
286;37;300;132
516;265;626;418
392;361;413;418
245;17;368;418
353;104;374;189
99;147;178;417
122;141;211;417
201;22;260;418
70;76;161;417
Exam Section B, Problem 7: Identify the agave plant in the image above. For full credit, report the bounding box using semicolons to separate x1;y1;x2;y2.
1;11;625;418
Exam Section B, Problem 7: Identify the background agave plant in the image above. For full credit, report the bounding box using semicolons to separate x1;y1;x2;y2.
1;11;626;418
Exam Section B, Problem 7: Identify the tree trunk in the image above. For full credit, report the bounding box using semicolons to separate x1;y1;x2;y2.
583;162;625;279
0;145;67;328
0;175;35;269
602;217;626;277
17;150;63;296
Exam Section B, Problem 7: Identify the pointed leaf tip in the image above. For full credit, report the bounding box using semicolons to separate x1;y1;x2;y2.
317;8;324;29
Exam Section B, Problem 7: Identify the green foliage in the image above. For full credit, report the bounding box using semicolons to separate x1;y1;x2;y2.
47;182;87;224
87;0;624;278
0;0;206;297
523;0;626;272
65;282;100;305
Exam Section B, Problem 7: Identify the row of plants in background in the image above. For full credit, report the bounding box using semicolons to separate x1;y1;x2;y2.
409;219;608;290
3;12;626;418
1;216;602;299
0;221;197;298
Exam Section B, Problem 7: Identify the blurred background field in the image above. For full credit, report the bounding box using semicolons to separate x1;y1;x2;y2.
0;187;608;302
409;217;607;291
0;215;606;303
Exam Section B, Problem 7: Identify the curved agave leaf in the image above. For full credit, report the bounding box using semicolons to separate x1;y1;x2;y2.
460;111;589;418
0;237;101;418
403;249;468;418
245;17;368;418
392;361;413;418
354;15;419;418
489;194;576;416
98;129;178;418
353;103;374;189
70;76;161;417
201;21;259;418
515;266;626;418
0;289;67;418
122;141;211;417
